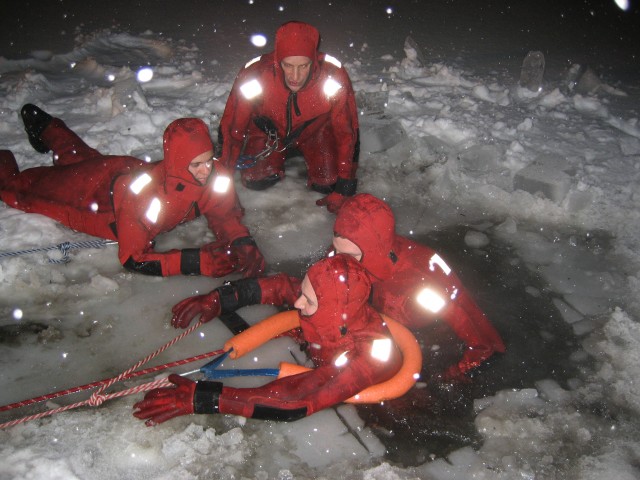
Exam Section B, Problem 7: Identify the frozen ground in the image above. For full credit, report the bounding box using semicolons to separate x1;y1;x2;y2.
1;1;640;479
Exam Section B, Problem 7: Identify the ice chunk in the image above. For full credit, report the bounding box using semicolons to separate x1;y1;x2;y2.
359;117;406;153
519;51;545;92
494;217;518;235
403;35;427;67
532;153;573;172
552;297;584;324
619;136;640;155
464;230;490;248
356;90;389;114
274;408;379;468
336;404;386;457
513;162;572;203
564;293;612;316
564;190;593;213
457;144;503;173
535;379;572;405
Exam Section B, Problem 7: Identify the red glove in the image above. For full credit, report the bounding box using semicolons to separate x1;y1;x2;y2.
171;291;221;329
133;374;196;426
315;192;347;213
230;237;265;278
199;243;238;277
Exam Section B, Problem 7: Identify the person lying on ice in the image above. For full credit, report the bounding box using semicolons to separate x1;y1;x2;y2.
218;20;359;213
0;105;265;278
171;194;505;382
133;254;402;424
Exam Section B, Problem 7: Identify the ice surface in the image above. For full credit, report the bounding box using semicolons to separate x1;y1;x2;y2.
1;1;640;479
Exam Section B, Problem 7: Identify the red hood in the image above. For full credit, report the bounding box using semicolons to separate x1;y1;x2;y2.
162;118;213;186
275;21;320;65
305;254;371;329
334;194;397;280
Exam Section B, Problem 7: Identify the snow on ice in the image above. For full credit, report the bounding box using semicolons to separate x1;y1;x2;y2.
1;1;640;479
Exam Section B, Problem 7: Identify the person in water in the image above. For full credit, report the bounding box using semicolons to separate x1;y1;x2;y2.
133;254;402;424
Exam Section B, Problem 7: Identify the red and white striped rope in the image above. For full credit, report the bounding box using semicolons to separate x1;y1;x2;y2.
0;320;208;429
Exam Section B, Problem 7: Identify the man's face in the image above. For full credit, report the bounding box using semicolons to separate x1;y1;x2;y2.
294;275;318;316
188;151;214;185
332;234;363;261
281;56;312;92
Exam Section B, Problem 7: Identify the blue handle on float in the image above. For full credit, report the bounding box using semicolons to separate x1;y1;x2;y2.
202;367;280;379
199;349;279;379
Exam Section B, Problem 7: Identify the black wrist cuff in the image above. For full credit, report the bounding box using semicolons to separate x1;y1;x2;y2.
333;177;357;196
218;283;239;312
235;278;262;306
180;248;201;275
230;236;256;247
218;279;261;312
193;381;223;414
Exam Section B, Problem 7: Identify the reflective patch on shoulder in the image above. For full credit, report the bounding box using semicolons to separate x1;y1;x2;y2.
213;175;231;193
324;53;342;69
323;77;342;97
244;56;262;69
240;78;263;99
129;173;152;194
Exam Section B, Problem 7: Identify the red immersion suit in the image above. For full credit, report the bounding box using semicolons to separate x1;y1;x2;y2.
250;195;505;378
219;21;359;194
0;118;253;277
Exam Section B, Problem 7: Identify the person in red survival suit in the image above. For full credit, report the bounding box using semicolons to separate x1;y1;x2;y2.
218;21;359;213
171;194;505;382
133;254;402;424
0;104;265;277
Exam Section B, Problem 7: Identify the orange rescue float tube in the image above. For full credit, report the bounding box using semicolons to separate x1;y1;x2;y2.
222;310;423;404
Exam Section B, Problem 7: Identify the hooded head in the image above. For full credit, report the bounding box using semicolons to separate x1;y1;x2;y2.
333;194;398;280
275;21;320;66
298;254;373;365
307;253;371;319
162;118;213;185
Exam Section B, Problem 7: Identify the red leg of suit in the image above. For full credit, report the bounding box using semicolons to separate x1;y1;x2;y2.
239;130;286;185
42;119;102;166
239;119;342;189
297;121;339;188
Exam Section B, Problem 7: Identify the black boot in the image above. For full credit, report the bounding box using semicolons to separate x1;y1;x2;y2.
243;173;281;191
0;150;19;189
21;104;53;154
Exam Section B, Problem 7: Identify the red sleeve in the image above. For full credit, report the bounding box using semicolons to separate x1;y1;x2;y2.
197;162;251;244
219;69;256;170
258;273;302;306
112;179;184;276
439;289;506;373
329;66;359;180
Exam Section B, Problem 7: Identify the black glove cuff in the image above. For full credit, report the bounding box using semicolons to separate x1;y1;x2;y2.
180;248;202;275
333;177;357;196
235;278;262;306
218;279;261;312
193;381;223;414
218;283;239;312
230;236;257;247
